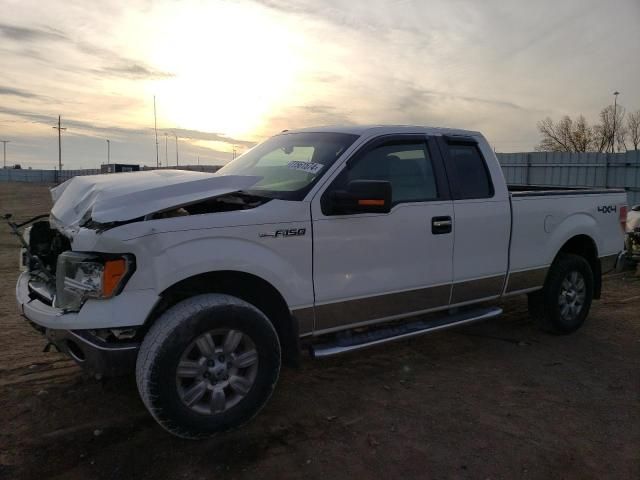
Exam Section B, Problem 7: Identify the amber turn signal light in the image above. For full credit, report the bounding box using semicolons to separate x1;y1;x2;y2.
358;199;385;206
102;258;128;297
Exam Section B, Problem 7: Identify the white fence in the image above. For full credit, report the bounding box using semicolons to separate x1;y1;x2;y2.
497;151;640;205
0;165;219;185
3;154;639;205
0;168;102;184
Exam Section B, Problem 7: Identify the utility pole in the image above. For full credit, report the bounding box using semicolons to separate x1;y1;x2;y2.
0;140;9;168
153;96;159;167
612;91;620;153
106;139;111;165
52;115;66;171
232;145;237;161
164;132;168;167
174;133;179;166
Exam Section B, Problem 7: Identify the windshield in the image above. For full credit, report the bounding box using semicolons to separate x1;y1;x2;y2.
216;132;359;199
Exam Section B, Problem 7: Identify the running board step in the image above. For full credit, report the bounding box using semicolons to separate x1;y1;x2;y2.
310;306;503;358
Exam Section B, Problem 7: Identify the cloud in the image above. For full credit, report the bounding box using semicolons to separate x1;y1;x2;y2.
251;0;390;34
0;22;67;42
0;106;255;148
0;21;173;81
0;85;46;100
380;82;544;121
91;63;174;80
163;128;257;148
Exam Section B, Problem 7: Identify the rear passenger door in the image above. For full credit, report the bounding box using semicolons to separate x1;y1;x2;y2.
310;135;454;332
437;136;511;304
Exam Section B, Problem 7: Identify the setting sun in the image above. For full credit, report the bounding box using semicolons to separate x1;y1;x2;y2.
130;2;307;139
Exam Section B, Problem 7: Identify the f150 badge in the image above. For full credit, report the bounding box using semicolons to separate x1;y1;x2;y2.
259;228;306;238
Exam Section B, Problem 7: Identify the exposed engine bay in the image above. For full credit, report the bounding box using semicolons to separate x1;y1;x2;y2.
149;191;269;218
25;220;71;275
84;191;271;231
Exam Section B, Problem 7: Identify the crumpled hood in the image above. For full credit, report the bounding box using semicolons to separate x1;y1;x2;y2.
50;169;261;232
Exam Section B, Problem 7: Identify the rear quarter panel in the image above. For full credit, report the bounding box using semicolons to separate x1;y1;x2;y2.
509;192;627;272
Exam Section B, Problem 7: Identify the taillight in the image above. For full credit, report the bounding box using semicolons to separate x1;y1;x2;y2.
620;205;628;232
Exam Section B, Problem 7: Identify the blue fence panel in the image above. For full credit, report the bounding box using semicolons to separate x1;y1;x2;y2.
497;150;640;206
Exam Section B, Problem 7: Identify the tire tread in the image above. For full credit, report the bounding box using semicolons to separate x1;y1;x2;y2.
528;253;594;335
136;294;280;439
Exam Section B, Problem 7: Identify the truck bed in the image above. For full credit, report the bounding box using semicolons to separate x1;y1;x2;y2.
507;186;627;276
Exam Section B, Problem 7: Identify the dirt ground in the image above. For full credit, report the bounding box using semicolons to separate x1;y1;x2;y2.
0;182;638;480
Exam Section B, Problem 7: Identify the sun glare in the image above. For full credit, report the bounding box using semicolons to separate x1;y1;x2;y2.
126;1;306;140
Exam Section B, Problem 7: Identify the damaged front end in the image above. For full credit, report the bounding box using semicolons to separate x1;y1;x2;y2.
4;213;67;304
8;171;272;377
6;212;142;376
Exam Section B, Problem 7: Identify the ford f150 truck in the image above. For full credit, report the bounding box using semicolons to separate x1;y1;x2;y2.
10;125;627;439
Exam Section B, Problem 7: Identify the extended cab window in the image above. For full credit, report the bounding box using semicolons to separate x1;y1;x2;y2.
331;142;439;204
446;144;494;199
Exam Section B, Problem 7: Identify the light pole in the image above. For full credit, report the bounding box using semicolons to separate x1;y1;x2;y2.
153;96;159;168
164;132;168;167
612;91;620;153
174;133;179;166
106;139;110;165
0;140;9;168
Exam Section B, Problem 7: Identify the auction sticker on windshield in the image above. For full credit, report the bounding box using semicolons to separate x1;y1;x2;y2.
287;161;324;174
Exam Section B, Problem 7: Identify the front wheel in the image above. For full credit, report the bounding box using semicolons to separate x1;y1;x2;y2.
528;253;594;334
136;294;281;439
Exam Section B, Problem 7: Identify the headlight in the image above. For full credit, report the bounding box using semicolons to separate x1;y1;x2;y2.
55;252;135;311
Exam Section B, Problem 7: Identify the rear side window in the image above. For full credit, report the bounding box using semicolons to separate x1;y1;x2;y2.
446;144;494;199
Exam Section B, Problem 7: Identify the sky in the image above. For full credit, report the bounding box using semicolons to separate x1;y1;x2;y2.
0;0;638;169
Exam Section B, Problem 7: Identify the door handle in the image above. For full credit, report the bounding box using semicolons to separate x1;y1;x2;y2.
431;216;452;234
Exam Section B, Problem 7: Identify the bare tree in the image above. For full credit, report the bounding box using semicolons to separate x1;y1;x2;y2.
571;115;593;152
537;103;638;153
594;104;626;153
536;115;594;152
616;123;628;152
628;110;640;150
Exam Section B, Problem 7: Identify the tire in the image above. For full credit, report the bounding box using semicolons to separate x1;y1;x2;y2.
136;294;281;439
528;253;594;334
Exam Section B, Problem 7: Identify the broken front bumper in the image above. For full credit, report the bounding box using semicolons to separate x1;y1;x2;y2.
16;272;142;376
44;329;139;377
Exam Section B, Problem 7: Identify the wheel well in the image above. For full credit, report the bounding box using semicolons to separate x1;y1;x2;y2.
556;235;602;298
145;271;300;367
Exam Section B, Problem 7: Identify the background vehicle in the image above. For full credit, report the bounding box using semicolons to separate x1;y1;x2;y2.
624;205;640;266
12;125;627;438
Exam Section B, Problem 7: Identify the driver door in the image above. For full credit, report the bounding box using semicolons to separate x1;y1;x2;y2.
310;135;455;333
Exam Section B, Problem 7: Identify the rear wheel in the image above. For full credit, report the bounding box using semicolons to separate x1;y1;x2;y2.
136;294;281;439
528;253;594;334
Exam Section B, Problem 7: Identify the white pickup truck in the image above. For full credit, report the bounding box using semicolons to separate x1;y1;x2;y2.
11;125;627;439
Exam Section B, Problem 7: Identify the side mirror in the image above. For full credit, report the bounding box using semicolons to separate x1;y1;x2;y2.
325;180;392;215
